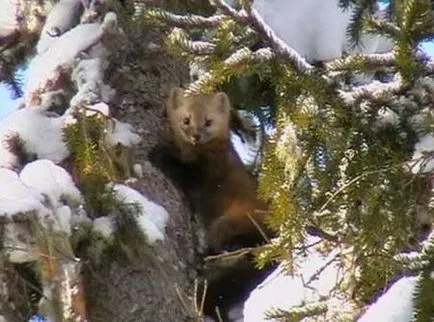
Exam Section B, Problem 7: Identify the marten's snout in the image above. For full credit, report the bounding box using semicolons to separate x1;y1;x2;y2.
192;134;201;142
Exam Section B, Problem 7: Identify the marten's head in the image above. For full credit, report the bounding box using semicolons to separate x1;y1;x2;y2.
167;87;231;146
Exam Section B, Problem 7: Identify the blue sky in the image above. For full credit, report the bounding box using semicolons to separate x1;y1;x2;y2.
0;68;26;119
0;42;433;120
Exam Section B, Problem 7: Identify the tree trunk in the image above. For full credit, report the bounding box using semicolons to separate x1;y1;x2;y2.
79;18;199;322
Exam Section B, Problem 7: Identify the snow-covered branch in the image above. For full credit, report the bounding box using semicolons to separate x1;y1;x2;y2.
186;47;274;94
25;12;118;105
211;0;312;73
169;28;216;55
339;76;405;105
147;8;225;28
327;52;397;71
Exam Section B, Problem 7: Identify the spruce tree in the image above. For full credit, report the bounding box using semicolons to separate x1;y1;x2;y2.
0;0;433;321
148;0;434;320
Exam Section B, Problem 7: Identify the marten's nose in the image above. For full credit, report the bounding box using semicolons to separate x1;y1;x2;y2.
192;134;201;142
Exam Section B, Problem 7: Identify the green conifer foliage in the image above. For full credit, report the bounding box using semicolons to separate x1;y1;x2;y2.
149;0;434;319
63;110;118;215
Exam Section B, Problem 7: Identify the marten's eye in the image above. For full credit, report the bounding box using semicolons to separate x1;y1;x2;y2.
204;119;212;127
183;117;190;125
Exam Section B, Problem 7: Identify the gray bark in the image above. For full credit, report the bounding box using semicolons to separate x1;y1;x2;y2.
82;22;200;322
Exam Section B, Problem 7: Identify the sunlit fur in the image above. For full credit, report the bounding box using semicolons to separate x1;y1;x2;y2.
165;87;271;251
162;87;275;321
167;88;231;162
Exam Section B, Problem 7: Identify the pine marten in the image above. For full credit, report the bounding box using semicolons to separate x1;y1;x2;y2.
149;87;276;321
163;88;276;321
165;87;271;253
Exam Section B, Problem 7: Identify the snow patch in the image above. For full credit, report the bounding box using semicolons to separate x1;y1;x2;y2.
0;168;46;215
20;159;83;208
0;161;86;262
70;54;115;107
133;163;144;179
408;135;434;173
110;184;169;243
85;102;110;117
106;119;142;148
37;0;83;54
93;216;114;237
26;12;118;102
0;108;69;169
51;204;73;233
358;276;416;322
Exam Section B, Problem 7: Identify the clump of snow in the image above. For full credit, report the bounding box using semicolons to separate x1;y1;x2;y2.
72;57;106;88
37;0;84;54
375;107;400;127
133;163;143;179
253;0;392;62
20;159;83;208
358;276;416;322
0;161;87;263
93;216;114;237
70;205;92;228
101;12;118;32
26;12;118;102
408;135;434;174
110;184;169;243
85;102;110;117
105;119;142;148
0;0;19;37
52;204;73;233
0;108;69;169
0;168;46;215
70;54;115;107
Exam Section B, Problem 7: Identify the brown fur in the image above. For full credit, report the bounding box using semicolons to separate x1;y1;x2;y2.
166;87;232;163
166;87;271;252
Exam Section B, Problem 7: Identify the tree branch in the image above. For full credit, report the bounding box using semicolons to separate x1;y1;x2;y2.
146;8;225;28
211;0;312;73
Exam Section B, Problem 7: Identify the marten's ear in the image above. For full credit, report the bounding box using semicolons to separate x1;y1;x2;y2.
212;92;231;115
167;87;184;111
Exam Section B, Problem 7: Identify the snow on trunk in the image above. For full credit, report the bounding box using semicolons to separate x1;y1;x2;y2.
36;0;84;54
109;183;170;243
